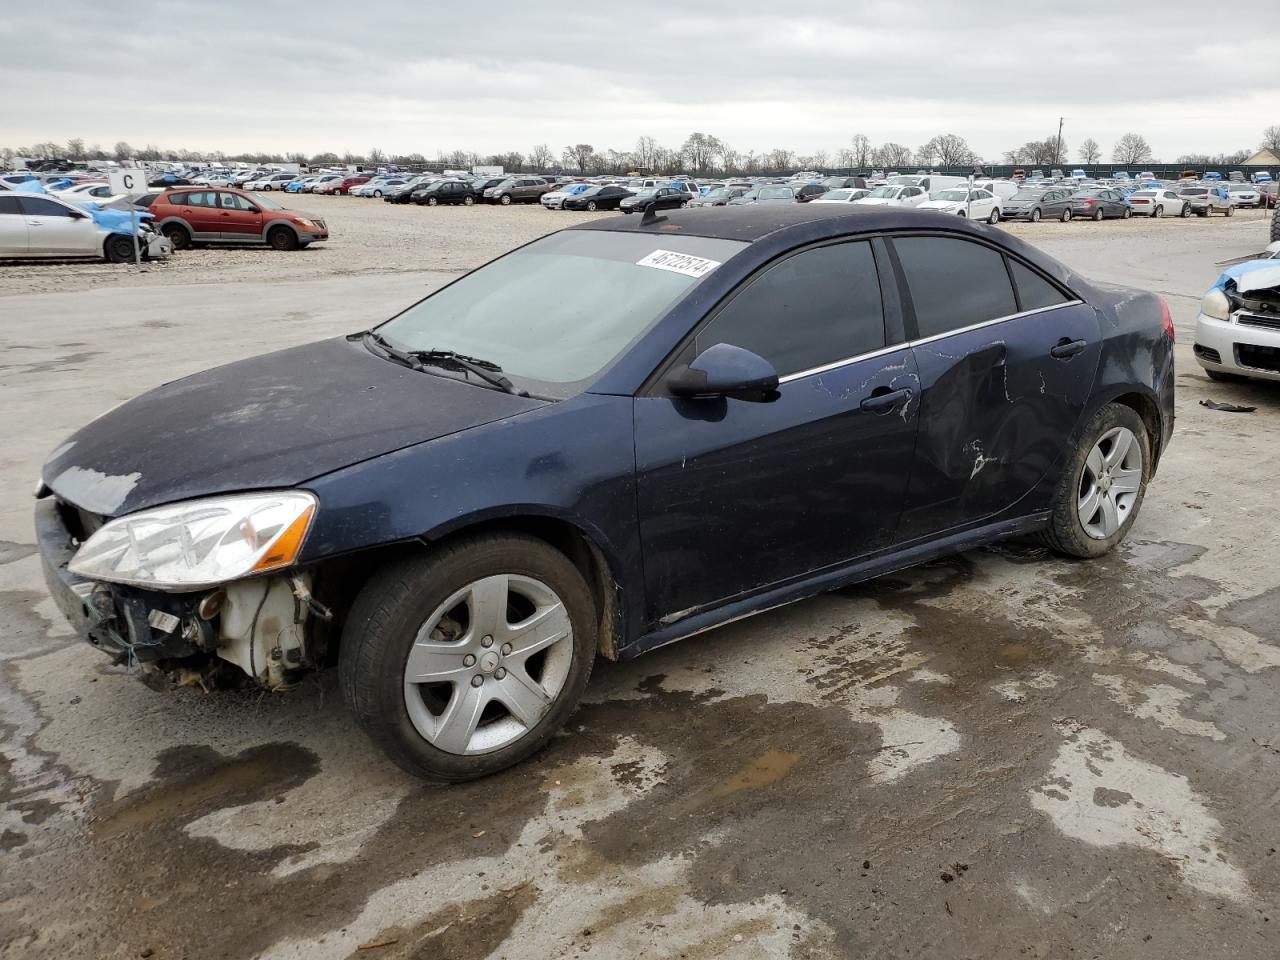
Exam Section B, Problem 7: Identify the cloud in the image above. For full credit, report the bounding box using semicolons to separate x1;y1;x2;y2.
1;0;1274;160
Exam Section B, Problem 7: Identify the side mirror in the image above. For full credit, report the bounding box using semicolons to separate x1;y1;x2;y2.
245;206;260;213
667;343;780;402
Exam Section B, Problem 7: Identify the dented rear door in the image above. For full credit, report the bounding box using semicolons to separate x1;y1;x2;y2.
890;234;1102;539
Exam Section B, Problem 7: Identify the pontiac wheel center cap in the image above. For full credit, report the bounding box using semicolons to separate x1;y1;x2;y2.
479;651;501;674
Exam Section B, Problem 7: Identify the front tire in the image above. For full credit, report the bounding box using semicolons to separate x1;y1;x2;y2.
1030;208;1042;222
427;197;439;207
1225;204;1234;217
1039;403;1150;558
339;534;597;781
586;200;598;211
463;195;475;205
500;194;512;206
267;226;299;251
104;235;134;263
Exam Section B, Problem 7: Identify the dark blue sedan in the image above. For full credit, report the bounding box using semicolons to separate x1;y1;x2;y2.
35;205;1175;780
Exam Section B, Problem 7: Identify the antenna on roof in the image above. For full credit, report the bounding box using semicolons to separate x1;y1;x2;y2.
639;206;667;227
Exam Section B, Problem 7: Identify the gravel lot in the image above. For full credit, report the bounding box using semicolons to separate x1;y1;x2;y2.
2;201;1280;960
0;193;1269;297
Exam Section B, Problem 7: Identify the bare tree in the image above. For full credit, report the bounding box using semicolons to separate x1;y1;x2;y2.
529;144;554;171
1078;138;1101;164
1260;125;1280;156
681;132;723;175
850;133;872;169
1112;132;1153;165
633;135;658;171
113;141;133;160
922;133;977;166
874;142;913;168
563;144;596;173
368;147;386;164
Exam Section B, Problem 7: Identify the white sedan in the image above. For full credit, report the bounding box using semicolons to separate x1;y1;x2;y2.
0;192;171;261
852;184;929;208
918;188;1002;223
48;182;123;205
813;188;871;204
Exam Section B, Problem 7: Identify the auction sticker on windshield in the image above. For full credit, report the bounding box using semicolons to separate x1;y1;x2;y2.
636;249;722;279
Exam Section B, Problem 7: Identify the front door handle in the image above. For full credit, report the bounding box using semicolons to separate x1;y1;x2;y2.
1050;338;1087;359
860;386;912;414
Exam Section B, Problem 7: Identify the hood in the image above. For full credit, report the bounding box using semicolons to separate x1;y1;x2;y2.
855;198;895;206
919;201;960;210
43;337;546;517
1222;261;1280;293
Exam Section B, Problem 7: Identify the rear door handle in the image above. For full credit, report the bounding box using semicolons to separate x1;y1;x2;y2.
860;386;912;413
1050;338;1087;359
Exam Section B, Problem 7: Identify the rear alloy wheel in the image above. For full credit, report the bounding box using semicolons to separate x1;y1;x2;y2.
1030;208;1042;222
104;234;135;263
1061;208;1073;222
987;207;1000;225
1039;403;1150;558
339;534;597;781
463;195;475;206
267;226;299;251
1153;204;1163;218
1092;207;1104;221
500;194;512;206
373;190;383;197
162;223;191;250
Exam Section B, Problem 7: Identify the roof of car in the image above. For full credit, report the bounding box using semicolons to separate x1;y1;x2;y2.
568;204;976;243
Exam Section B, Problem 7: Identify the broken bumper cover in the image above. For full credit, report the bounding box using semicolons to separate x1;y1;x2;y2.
1194;311;1280;381
34;497;210;664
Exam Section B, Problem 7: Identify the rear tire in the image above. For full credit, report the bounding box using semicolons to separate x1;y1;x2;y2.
267;226;298;251
987;207;1000;224
339;534;597;781
1092;207;1104;221
1181;203;1192;218
1039;403;1151;559
1122;206;1131;219
1272;204;1280;242
162;223;191;250
1153;204;1162;218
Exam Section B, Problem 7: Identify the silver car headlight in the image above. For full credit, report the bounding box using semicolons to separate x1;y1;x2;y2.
1200;287;1231;322
68;491;317;591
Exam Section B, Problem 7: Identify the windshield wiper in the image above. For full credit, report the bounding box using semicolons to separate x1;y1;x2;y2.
350;330;423;371
411;349;526;396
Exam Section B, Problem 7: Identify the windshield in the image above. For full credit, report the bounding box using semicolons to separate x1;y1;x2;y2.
758;186;794;199
704;188;730;200
634;188;657;197
246;193;285;210
934;189;968;201
376;231;747;395
868;186;898;198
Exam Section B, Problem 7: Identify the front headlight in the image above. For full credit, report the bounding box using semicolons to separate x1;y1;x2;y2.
1200;287;1231;322
294;217;316;228
68;491;316;590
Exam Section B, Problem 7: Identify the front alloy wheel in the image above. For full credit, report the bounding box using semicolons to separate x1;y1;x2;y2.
340;533;596;780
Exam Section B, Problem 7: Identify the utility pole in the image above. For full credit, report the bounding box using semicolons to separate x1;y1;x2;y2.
1055;117;1064;168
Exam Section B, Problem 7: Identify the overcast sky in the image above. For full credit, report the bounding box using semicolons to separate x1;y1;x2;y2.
2;1;1276;162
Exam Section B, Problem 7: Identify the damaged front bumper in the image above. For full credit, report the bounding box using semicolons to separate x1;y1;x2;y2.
35;496;323;687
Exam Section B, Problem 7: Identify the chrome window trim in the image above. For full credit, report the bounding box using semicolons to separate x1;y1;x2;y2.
778;300;1083;384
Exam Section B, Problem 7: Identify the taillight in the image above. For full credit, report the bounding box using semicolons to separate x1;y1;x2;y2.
1158;296;1175;342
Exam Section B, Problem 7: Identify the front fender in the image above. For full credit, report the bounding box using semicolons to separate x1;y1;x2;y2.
299;392;645;640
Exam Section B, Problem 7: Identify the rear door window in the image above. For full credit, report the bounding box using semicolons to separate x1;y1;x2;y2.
892;236;1017;338
1009;260;1070;312
694;241;887;377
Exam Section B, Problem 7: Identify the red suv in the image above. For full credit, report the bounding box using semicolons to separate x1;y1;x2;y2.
149;187;328;251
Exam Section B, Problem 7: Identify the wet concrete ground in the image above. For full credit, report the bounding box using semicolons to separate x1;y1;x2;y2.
2;213;1279;959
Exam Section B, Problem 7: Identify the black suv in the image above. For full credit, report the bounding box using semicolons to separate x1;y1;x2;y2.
411;180;479;206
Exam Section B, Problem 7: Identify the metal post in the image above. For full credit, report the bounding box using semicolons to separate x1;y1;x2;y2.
131;207;142;269
967;172;973;220
1055;117;1064;171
